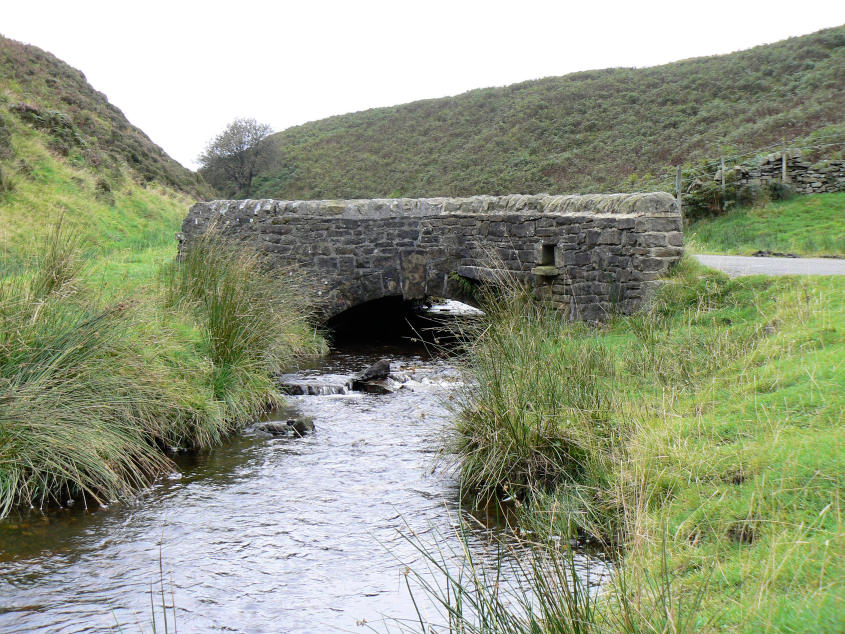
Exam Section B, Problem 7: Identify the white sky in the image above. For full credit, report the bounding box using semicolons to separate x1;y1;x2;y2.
3;1;844;169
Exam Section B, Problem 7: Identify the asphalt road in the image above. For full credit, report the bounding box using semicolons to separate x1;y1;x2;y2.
694;254;845;277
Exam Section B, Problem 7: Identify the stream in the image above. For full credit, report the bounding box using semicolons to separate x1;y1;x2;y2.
0;328;606;632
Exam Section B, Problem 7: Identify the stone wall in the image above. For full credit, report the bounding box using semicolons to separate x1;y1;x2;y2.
719;150;845;195
180;193;683;322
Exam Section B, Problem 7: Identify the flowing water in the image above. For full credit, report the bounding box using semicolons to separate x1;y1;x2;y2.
0;337;606;633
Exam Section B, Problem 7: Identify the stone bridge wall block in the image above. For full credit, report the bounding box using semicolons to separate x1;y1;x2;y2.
179;193;683;321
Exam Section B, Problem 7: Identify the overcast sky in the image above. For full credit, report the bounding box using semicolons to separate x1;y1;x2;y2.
3;1;844;169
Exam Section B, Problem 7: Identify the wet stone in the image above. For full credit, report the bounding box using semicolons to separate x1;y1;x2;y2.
255;418;316;437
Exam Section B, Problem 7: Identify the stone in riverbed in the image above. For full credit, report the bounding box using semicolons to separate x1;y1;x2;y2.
256;418;315;437
352;380;393;394
351;359;392;392
357;359;391;381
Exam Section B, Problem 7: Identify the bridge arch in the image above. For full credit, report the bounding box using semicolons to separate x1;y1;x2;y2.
180;193;683;322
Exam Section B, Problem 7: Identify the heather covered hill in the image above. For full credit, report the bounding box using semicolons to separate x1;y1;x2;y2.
0;34;211;199
242;25;844;200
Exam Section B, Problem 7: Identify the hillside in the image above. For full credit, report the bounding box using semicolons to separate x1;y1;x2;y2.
240;25;844;200
0;34;210;200
0;35;322;518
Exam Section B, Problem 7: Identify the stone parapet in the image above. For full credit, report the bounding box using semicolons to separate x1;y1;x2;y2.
181;192;683;321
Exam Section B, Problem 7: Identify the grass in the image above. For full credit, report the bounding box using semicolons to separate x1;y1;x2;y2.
449;282;621;538
0;222;324;516
393;525;601;633
424;257;843;632
0;100;325;517
686;191;845;257
396;526;727;634
164;228;326;421
0;117;188;258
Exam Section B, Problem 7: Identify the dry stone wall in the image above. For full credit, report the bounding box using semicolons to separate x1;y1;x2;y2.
180;193;683;321
722;150;845;194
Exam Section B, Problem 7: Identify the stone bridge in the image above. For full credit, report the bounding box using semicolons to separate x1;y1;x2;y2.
180;193;683;321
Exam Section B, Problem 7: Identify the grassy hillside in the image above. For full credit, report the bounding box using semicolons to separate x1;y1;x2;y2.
240;25;845;200
0;40;323;517
0;34;211;199
687;191;845;257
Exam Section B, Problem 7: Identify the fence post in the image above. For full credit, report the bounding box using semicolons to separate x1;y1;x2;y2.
675;165;684;225
720;155;726;211
782;140;789;183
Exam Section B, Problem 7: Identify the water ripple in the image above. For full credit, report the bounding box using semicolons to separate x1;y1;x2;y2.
0;348;605;633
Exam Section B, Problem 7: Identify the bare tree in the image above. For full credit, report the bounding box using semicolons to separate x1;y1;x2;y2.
198;118;274;197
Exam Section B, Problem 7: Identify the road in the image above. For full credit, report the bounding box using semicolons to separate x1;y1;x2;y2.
694;254;845;277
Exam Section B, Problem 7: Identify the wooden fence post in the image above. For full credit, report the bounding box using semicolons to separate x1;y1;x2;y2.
782;140;789;183
720;155;726;211
675;165;684;225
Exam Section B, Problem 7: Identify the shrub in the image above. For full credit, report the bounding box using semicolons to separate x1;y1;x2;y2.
94;176;114;205
735;183;765;207
767;180;794;200
11;103;87;152
682;177;735;220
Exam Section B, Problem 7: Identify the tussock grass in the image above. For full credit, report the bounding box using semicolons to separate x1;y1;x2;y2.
0;224;325;517
450;281;621;537
425;256;843;632
164;228;327;420
0;267;173;514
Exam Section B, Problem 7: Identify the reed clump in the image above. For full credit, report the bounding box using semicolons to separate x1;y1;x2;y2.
164;228;326;421
0;263;175;515
0;223;325;517
450;278;623;538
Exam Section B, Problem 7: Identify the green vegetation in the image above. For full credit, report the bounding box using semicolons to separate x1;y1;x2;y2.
164;229;325;422
0;34;211;199
451;288;619;538
197;117;274;198
429;259;843;631
231;26;845;200
0;218;324;517
0;47;324;517
687;191;845;256
1;24;842;629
